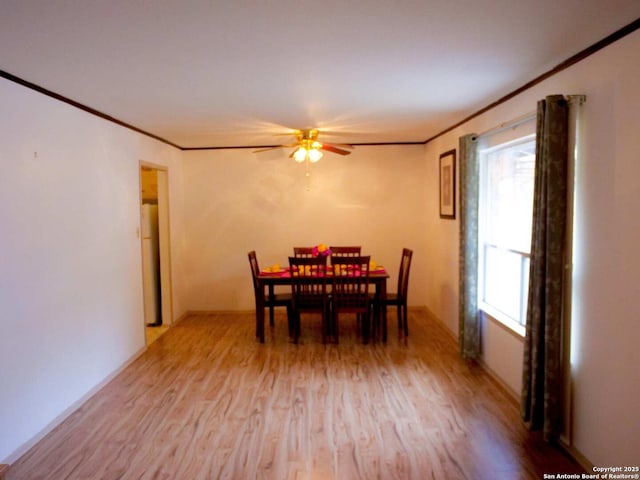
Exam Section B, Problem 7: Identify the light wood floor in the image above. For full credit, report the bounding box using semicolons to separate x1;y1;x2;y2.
7;310;583;479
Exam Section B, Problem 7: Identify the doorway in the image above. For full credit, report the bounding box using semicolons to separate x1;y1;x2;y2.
140;164;173;345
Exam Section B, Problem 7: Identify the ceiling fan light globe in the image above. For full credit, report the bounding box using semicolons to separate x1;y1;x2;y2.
293;147;307;162
308;149;323;163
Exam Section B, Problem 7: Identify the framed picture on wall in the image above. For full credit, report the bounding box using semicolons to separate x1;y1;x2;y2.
439;149;456;219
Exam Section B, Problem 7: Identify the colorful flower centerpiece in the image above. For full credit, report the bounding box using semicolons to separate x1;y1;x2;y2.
312;243;331;257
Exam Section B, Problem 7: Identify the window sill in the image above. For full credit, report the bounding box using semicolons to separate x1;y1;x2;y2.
479;302;526;338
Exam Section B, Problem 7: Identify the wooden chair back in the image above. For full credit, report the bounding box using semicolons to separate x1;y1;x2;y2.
397;248;413;300
293;246;315;257
330;246;362;266
331;255;371;311
330;245;361;256
247;250;260;293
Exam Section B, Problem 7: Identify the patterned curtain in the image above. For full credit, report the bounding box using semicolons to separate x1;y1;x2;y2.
458;133;480;360
521;95;569;441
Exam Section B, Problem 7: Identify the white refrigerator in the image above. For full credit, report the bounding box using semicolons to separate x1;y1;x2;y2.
141;203;161;326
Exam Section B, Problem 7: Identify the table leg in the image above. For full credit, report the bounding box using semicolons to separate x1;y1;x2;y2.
268;284;275;326
375;278;387;343
256;282;266;343
379;278;387;342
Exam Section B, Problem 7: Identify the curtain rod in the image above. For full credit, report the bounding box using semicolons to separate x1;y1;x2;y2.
567;94;586;105
479;95;585;138
478;95;587;137
478;110;537;138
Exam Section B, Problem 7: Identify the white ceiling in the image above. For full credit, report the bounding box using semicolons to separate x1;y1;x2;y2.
1;1;639;149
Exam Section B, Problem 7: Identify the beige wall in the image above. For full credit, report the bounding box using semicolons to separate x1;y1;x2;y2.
181;144;428;311
0;78;187;462
423;29;640;465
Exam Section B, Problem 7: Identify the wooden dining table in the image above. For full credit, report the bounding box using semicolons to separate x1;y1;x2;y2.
255;266;389;343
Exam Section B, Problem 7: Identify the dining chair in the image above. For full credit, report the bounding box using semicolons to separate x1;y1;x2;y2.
293;246;315;257
288;255;331;343
247;251;294;336
330;255;372;343
380;248;413;337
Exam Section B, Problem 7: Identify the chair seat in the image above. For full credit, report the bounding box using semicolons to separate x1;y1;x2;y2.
382;292;401;305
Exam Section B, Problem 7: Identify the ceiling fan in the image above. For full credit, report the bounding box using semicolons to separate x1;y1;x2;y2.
253;129;353;163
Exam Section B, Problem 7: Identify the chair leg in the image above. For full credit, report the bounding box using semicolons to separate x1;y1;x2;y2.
369;302;378;342
320;310;327;345
287;304;297;342
362;310;370;344
402;303;408;337
269;305;275;326
333;311;339;344
369;303;375;341
397;305;402;333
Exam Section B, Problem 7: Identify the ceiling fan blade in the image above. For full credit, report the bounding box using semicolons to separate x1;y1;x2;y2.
316;130;358;137
324;142;354;149
253;143;297;153
321;144;352;155
253;146;283;153
273;131;299;137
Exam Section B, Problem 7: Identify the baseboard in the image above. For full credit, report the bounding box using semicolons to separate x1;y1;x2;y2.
185;309;256;315
423;305;459;343
2;346;147;465
0;463;9;479
476;357;520;405
188;307;429;317
172;311;190;324
558;439;595;473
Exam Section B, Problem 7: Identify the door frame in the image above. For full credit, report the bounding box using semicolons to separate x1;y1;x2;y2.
139;162;174;337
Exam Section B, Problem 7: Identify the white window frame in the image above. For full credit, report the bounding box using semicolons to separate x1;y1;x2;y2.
478;133;536;337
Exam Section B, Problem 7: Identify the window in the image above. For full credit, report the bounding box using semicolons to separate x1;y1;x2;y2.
479;135;536;334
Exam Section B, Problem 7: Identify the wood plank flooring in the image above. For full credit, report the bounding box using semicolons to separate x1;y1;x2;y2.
7;310;584;479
